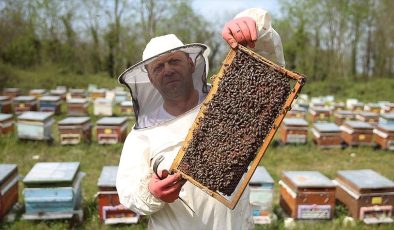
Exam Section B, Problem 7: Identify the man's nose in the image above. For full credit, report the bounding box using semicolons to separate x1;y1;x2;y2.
162;63;175;76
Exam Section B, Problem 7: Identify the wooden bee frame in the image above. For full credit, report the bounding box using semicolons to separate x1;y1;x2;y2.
170;45;305;209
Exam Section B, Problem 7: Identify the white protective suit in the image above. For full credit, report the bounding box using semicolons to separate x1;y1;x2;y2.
117;8;284;230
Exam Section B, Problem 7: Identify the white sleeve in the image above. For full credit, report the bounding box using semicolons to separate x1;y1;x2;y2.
235;8;285;67
116;131;165;215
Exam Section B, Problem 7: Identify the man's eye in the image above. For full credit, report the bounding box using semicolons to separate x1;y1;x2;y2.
153;64;163;73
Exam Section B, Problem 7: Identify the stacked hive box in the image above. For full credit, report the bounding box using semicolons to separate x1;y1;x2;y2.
29;89;46;99
249;166;274;224
22;162;84;221
279;171;336;220
340;121;374;146
334;169;394;224
364;103;381;113
373;124;394;150
67;98;88;116
93;98;113;116
286;106;307;119
309;107;331;122
69;89;86;99
96;117;128;144
0;96;12;113
0;114;14;135
379;113;394;125
312;122;342;148
3;88;21;99
97;166;139;224
90;89;106;101
334;110;355;125
0;164;18;220
120;101;133;115
17;111;55;141
356;112;379;126
280;118;308;144
39;96;62;115
13;96;37;115
58;117;92;144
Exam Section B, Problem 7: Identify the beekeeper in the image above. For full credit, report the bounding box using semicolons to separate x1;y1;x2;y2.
116;8;285;229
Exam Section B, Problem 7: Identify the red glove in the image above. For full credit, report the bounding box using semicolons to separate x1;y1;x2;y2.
222;17;257;48
148;171;186;203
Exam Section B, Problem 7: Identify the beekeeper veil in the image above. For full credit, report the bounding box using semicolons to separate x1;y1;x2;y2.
118;34;210;129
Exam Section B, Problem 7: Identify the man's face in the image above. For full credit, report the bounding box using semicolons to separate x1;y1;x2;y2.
146;51;195;100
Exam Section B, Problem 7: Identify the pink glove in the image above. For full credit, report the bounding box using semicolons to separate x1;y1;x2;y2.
148;171;186;203
222;17;257;48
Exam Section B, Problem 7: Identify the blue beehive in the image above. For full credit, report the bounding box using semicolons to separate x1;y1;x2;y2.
39;96;62;115
380;113;394;125
114;91;128;104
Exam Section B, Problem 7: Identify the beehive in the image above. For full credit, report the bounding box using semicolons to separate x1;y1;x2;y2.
280;118;308;144
67;98;88;116
0;96;12;114
379;113;394;125
351;102;364;112
170;45;305;209
69;89;86;99
249;166;274;224
39;95;62;115
114;91;128;104
382;103;394;113
334;110;355;125
120;101;134;115
286;106;307;119
334;169;394;224
0;114;14;135
91;89;106;101
364;103;381;113
50;88;67;101
17;111;54;141
312;122;342;148
96;117;127;144
93;98;113;116
22;162;84;221
58;117;92;145
0;164;18;220
373;124;394;150
356;112;379;125
332;102;345;112
340;121;374;146
2;88;21;99
279;171;336;220
97;166;139;224
308;107;332;122
12;96;38;115
29;89;47;99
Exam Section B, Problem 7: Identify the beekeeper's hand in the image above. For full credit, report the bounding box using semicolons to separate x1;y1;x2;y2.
148;171;186;203
222;17;257;48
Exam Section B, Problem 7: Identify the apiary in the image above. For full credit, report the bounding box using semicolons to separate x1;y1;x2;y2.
380;113;394;125
29;89;47;99
17;111;54;141
69;88;86;99
351;102;364;112
93;98;113;116
364;103;381;113
114;91;128;104
2;88;21;99
279;171;336;220
334;110;355;125
356;112;379;126
22;162;84;221
0;113;14;135
382;103;394;113
373;124;394;150
340;121;374;146
169;45;305;209
0;164;18;220
0;96;12;114
249;166;274;224
312;122;342;148
91;89;106;101
67;98;88;116
308;107;332;122
120;101;133;115
58;117;92;145
96;117;127;144
13;96;38;115
39;95;61;115
280;118;308;144
286;106;307;119
50;89;67;101
97;166;139;224
334;169;394;224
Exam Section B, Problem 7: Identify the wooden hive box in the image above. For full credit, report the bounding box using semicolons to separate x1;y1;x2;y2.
39;95;62;115
340;121;374;146
69;88;86;99
308;107;332;122
373;124;394;150
351;102;364;113
382;103;394;113
2;88;21;99
0;96;12;114
50;89;67;101
0;164;18;220
0;113;14;135
91;89;106;101
169;45;305;209
334;110;355;125
114;91;128;104
286;106;307;119
93;98;113;116
29;89;47;99
279;171;336;220
67;98;88;116
312;122;342;148
364;103;381;113
22;162;84;221
97;166;139;224
356;112;379;126
379;113;394;126
96;117;127;144
249;166;274;224
12;96;37;115
120;101;134;115
333;169;394;224
17;111;54;141
280;118;308;144
58;117;92;145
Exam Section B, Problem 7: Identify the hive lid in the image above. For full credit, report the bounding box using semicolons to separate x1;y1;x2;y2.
97;117;127;125
283;118;308;126
358;112;379;117
97;166;118;187
310;107;331;112
0;96;10;101
283;171;335;188
30;89;46;94
313;122;340;132
337;169;394;190
18;111;53;121
13;96;36;102
377;124;394;132
39;95;61;102
95;98;112;103
67;98;88;103
335;110;354;116
23;162;80;186
0;113;13;121
120;101;133;106
58;117;90;125
0;164;17;183
70;88;85;93
344;121;373;129
381;113;394;120
115;91;127;96
249;166;274;184
50;89;67;94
